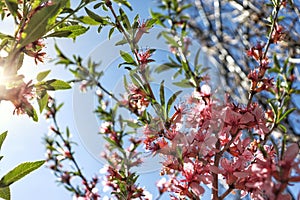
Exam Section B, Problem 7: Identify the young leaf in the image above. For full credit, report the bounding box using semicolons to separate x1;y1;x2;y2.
145;18;158;28
120;50;135;64
38;92;49;113
159;80;165;109
194;48;201;68
0;160;45;187
122;120;142;129
108;27;115;39
119;8;131;31
0;186;10;200
25;106;38;122
277;108;296;123
45;79;71;90
46;25;89;39
0;131;8;151
173;80;193;88
155;62;181;73
36;70;51;82
85;8;107;23
44;30;73;38
79;16;101;25
115;38;127;46
166;91;182;115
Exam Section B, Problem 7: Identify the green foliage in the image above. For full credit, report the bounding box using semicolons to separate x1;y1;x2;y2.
4;0;18;17
19;3;62;47
0;132;44;199
0;131;7;151
0;161;45;188
79;16;101;25
119;50;137;67
36;70;51;82
35;79;71;91
46;25;89;39
37;92;49;113
0;187;10;200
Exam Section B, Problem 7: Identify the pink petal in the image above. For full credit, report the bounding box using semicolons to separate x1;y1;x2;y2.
283;143;299;162
233;171;250;178
240;112;255;124
209;165;223;174
190;182;205;196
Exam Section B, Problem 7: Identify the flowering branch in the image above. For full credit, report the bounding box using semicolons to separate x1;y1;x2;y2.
45;97;100;199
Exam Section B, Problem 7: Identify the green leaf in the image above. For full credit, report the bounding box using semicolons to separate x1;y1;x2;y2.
24;105;38;122
45;79;71;90
0;160;45;187
123;120;141;129
79;16;101;25
0;131;7;151
120;50;135;64
130;72;144;90
115;38;127;46
19;2;62;47
155;62;181;73
194;48;201;68
277;108;296;123
38;92;49;113
162;32;178;47
37;70;51;82
119;8;131;31
173;80;193;88
46;25;88;39
108;27;115;39
166;91;182;115
159;80;165;108
159;81;166;119
45;30;72;38
85;8;107;23
145;18;157;28
0;186;10;200
278;124;287;133
4;0;18;17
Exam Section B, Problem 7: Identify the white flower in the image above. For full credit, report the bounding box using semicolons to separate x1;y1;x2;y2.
143;189;153;200
99;164;109;174
156;177;167;188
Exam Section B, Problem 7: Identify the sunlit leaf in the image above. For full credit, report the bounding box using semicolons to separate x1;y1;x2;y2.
0;160;45;187
0;131;7;151
46;25;89;39
120;50;135;64
46;80;71;90
37;70;51;82
85;7;108;23
0;186;10;200
4;0;18;17
166;91;182;115
115;38;127;46
37;92;49;113
79;16;101;25
19;2;62;47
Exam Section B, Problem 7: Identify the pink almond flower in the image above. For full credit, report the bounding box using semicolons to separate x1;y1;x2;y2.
274;143;300;184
